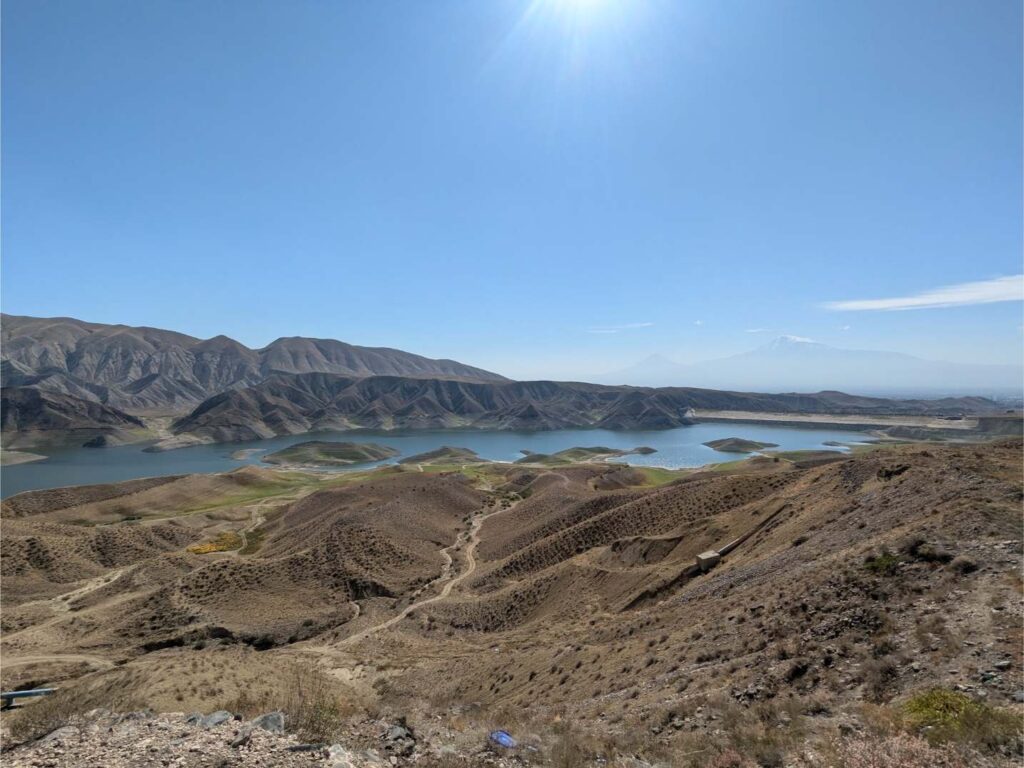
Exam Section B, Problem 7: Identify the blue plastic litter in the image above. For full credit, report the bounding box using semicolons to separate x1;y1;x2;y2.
489;730;517;749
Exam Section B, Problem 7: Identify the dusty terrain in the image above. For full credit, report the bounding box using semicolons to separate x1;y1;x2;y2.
1;440;1021;766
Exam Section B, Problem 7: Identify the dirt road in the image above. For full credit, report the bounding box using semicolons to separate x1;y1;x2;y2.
342;497;518;645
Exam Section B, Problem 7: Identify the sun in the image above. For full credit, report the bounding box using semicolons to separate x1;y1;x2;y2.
556;0;609;12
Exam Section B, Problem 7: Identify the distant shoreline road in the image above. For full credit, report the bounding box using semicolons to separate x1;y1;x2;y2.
692;409;981;431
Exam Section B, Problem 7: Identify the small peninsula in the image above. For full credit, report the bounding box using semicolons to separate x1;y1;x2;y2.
262;441;398;467
515;446;657;466
703;437;779;453
398;446;485;465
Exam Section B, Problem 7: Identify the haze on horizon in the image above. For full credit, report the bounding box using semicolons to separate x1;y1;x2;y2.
2;0;1022;387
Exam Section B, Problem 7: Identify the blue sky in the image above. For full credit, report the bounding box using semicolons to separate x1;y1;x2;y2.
3;0;1021;379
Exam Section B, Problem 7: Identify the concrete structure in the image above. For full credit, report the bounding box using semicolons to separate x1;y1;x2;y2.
1;688;55;708
696;550;721;572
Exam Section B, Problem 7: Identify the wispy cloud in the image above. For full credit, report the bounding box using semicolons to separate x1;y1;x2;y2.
693;320;704;326
586;321;654;335
838;324;851;331
745;328;769;333
823;275;1024;311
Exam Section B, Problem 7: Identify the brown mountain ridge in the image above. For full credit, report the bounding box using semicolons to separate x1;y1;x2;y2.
0;314;508;413
1;315;1009;450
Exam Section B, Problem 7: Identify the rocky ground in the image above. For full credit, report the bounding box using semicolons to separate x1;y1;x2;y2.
0;708;534;768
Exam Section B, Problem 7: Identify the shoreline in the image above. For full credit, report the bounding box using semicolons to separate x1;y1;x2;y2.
692;409;981;431
0;450;48;466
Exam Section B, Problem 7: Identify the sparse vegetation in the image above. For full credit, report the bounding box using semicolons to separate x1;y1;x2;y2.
278;665;353;743
238;526;268;555
864;549;901;575
837;733;975;768
262;440;398;467
2;439;1022;767
7;687;140;743
187;531;244;554
903;688;1022;755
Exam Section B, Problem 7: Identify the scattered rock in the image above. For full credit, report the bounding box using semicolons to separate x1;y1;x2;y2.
37;726;79;745
199;710;233;728
382;720;415;756
230;726;252;748
250;711;285;734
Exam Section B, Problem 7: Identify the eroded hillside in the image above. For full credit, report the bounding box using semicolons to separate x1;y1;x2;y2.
2;440;1021;766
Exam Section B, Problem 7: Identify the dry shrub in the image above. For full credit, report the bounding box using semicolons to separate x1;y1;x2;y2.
861;655;899;702
220;686;275;718
546;724;588;768
838;733;972;768
278;664;352;743
713;698;806;767
949;555;978;575
220;662;351;743
6;688;138;743
704;748;757;768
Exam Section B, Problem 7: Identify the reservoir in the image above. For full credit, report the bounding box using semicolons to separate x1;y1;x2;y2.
1;422;869;498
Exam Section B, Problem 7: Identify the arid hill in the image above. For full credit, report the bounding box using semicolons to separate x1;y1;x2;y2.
0;387;147;448
2;440;1020;766
0;314;507;414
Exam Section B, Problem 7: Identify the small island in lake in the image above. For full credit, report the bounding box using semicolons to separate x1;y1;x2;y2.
515;446;657;466
398;446;485;465
230;448;266;460
703;437;779;453
262;441;398;467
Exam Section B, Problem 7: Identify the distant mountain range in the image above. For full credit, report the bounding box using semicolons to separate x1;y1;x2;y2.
0;317;1012;450
159;373;1003;450
595;336;1023;396
0;314;507;413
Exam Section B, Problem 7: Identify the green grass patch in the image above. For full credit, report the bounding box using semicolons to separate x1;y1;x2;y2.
239;527;268;555
417;463;506;485
179;475;313;514
633;466;688;486
903;688;1022;754
864;550;901;575
764;449;845;462
707;457;768;472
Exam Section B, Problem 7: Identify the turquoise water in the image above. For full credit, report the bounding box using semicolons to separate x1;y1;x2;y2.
0;423;867;498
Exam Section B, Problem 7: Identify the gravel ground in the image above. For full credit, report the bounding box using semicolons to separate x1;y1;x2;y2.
0;709;531;768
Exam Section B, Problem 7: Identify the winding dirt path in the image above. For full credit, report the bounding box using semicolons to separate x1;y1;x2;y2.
1;653;115;671
226;487;311;556
342;497;518;645
13;567;128;617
